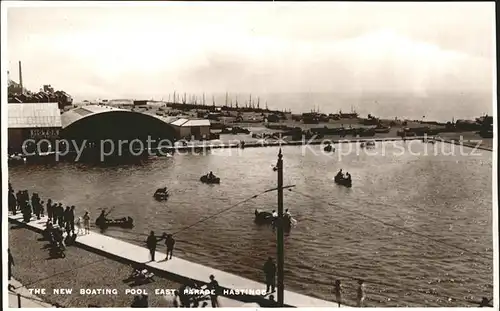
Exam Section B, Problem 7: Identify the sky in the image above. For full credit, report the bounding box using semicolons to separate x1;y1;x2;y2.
5;2;496;100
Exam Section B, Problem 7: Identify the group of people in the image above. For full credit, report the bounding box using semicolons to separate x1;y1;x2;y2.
8;184;46;222
264;257;367;307
173;275;221;307
336;169;351;181
146;231;176;262
131;294;149;307
271;209;292;218
205;171;217;180
333;279;366;307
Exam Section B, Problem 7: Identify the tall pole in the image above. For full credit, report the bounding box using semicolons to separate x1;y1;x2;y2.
276;148;284;305
18;61;23;94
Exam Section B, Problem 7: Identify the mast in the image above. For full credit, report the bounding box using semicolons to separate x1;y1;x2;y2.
203;93;206;106
183;93;186;105
249;94;252;107
225;92;228;107
257;97;260;109
19;61;23;95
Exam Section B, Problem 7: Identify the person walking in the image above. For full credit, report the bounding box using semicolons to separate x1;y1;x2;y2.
263;257;276;294
208;275;220;307
146;231;162;261
334;280;342;307
356;279;366;307
164;234;175;260
83;212;90;234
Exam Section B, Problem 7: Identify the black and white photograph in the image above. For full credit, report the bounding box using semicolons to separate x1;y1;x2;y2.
2;1;497;308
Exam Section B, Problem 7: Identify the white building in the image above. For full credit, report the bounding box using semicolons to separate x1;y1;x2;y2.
169;118;211;140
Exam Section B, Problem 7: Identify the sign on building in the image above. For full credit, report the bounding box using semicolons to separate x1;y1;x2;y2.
30;128;60;139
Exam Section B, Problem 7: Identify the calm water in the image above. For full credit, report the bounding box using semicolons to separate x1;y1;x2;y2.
9;141;493;307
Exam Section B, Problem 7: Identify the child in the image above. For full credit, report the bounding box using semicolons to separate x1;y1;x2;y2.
83;212;90;234
357;279;366;307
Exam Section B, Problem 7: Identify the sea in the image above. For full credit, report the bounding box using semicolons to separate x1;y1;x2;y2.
8;140;493;307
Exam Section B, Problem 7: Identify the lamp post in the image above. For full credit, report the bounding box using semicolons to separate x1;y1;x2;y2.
276;148;285;306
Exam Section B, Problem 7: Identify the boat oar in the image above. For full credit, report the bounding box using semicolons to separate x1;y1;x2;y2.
105;206;116;217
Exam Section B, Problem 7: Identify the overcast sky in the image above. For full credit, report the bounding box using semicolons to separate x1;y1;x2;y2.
5;2;495;99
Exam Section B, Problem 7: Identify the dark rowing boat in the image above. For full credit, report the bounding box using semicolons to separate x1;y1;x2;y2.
96;217;134;229
324;144;335;152
254;209;295;231
153;187;169;201
200;175;220;184
334;175;352;188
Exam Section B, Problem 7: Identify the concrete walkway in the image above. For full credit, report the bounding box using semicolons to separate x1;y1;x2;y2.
8;213;346;308
8;278;54;308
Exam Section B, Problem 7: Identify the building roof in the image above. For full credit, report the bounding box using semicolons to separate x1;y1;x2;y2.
170;118;189;126
150;115;179;124
61;105;129;128
183;119;211;127
8;103;62;128
169;118;210;127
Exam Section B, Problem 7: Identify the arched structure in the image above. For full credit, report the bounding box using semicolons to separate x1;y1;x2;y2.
61;106;176;155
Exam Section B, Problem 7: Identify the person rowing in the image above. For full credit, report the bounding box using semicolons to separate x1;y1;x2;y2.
336;169;343;179
208;171;215;180
96;211;107;229
345;172;351;181
284;209;291;218
156;187;168;194
96;208;114;229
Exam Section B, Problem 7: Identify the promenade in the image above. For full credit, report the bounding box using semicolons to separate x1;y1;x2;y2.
8;213;346;308
8;279;54;308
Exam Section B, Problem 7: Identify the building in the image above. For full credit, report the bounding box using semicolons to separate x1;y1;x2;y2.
169;118;211;140
8;103;62;153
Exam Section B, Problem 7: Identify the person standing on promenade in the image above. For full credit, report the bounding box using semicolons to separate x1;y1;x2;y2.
83;212;90;234
208;275;220;307
69;206;76;234
334;280;342;307
9;188;17;214
16;191;22;212
263;257;276;294
146;231;162;261
164;234;175;260
39;200;45;217
46;199;53;222
56;203;64;227
22;201;32;222
63;206;71;233
357;279;366;307
31;193;38;218
8;249;15;281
